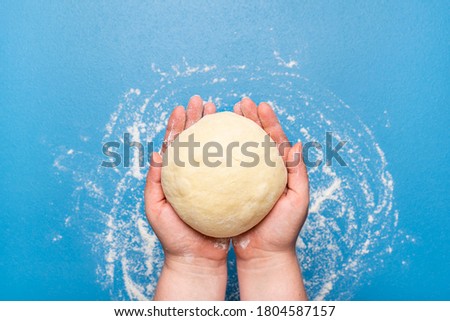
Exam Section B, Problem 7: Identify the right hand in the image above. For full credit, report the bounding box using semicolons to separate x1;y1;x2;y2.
232;98;310;262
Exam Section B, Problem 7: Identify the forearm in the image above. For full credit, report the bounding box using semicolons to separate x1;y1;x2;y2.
153;256;228;300
237;250;308;301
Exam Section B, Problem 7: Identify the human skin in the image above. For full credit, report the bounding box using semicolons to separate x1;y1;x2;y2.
144;96;309;300
233;97;309;300
145;95;230;300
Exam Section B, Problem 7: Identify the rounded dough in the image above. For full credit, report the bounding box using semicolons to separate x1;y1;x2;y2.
161;112;287;237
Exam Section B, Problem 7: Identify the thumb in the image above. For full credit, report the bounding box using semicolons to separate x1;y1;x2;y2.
286;142;309;199
144;152;165;218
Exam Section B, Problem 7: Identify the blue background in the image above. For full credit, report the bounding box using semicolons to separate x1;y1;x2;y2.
0;1;448;300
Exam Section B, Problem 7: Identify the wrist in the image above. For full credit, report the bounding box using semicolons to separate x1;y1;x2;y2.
236;249;307;300
164;253;228;276
236;248;298;273
153;254;228;300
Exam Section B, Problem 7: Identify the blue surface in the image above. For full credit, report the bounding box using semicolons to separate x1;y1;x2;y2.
1;1;449;300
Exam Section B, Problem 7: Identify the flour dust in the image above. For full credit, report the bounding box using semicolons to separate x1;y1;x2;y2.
54;57;399;300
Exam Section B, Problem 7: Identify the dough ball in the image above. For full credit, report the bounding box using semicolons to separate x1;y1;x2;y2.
161;111;287;237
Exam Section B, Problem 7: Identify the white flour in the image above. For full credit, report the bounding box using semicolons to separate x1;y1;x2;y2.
54;56;402;300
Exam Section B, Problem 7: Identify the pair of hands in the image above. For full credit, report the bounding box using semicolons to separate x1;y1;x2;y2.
144;96;309;300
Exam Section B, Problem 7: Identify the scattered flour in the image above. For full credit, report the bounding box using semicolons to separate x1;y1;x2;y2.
274;51;299;68
309;178;341;214
54;57;400;301
52;235;62;242
236;237;250;250
214;239;230;251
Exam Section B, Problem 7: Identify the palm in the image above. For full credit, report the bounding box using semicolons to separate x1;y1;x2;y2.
233;191;308;258
231;98;309;260
145;96;229;262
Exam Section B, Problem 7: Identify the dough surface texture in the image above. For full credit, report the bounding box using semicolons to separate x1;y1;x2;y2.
161;111;287;237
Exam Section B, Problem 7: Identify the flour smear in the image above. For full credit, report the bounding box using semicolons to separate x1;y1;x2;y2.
54;56;400;300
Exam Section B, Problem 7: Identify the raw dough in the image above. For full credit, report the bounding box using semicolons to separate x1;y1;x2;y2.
161;112;287;237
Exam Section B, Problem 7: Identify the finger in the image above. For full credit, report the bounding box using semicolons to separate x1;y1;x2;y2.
203;102;216;115
258;102;291;160
240;97;262;126
285;142;309;199
161;106;186;153
233;102;243;115
185;95;204;128
144;152;166;219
